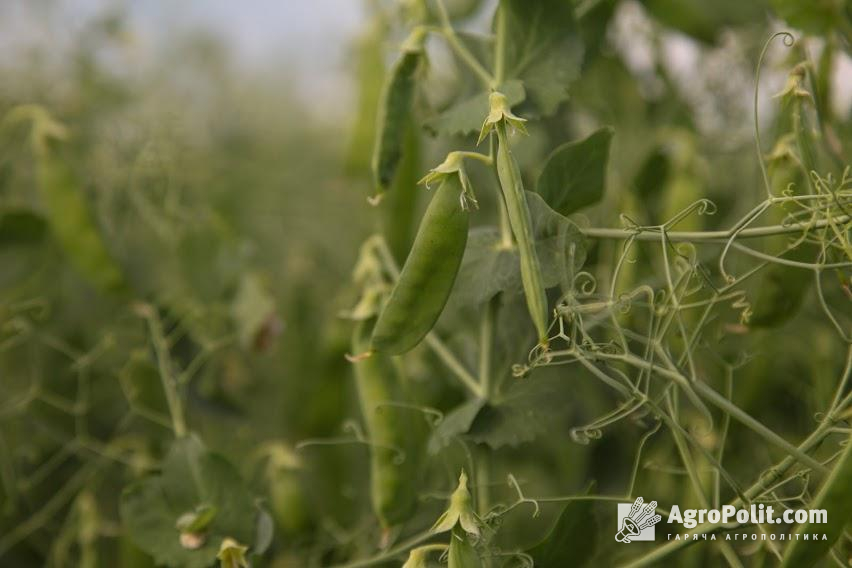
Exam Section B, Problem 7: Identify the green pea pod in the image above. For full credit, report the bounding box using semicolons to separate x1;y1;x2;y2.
448;526;482;568
352;318;417;526
371;174;468;354
781;433;852;567
37;146;126;293
371;33;424;199
268;468;309;535
495;122;549;344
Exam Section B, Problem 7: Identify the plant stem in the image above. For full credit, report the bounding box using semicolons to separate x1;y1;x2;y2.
478;295;498;399
493;1;506;86
425;334;484;399
331;529;436;568
581;214;850;242
490;135;514;248
434;0;494;87
143;306;187;438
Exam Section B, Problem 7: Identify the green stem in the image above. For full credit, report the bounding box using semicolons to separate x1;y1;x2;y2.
581;214;851;242
494;1;506;86
425;334;484;399
434;0;494;87
491;135;514;248
330;529;436;568
143;306;187;438
478;295;498;399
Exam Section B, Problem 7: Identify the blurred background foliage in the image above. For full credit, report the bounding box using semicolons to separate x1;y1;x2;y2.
0;0;849;566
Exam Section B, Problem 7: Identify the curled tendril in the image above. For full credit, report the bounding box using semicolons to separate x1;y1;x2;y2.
374;402;444;427
295;420;406;464
619;213;643;232
512;363;531;378
573;271;597;295
529;342;552;365
615;293;634;314
570;428;603;445
696;198;717;216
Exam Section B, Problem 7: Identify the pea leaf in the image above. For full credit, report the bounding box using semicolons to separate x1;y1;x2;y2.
429;398;486;454
448;192;586;308
527;501;598;567
781;433;852;567
633;147;671;199
501;0;583;116
429;375;573;451
120;436;257;568
468;374;571;449
424;80;525;137
0;209;47;246
641;0;769;43
769;0;849;35
535;127;614;216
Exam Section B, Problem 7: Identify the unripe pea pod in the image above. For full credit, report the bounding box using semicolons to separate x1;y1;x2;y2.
352;318;417;527
370;174;469;354
371;29;425;200
37;139;126;294
448;526;482;568
494;121;549;345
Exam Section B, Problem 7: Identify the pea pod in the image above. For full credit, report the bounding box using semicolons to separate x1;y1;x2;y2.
352;318;417;526
371;174;468;354
448;526;482;568
36;146;126;293
371;31;425;199
781;433;852;567
495;121;549;344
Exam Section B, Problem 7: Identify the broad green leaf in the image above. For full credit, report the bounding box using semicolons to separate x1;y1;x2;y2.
769;0;849;35
0;209;47;246
633;147;671;199
448;192;586;308
527;501;598;567
781;433;852;567
468;374;571;449
120;436;257;568
429;398;486;454
641;0;769;43
429;375;572;451
424;80;525;137
535;127;614;216
501;0;583;116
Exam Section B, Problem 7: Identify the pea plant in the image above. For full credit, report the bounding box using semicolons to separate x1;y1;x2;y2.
0;1;850;567
335;1;851;567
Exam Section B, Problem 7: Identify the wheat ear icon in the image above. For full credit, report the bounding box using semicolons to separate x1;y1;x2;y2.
616;497;662;543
